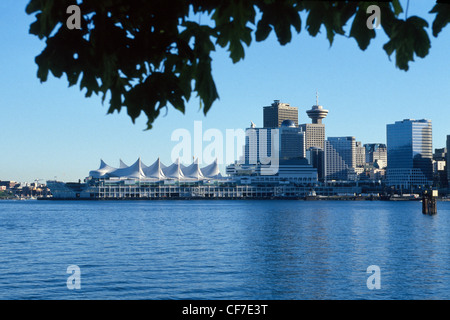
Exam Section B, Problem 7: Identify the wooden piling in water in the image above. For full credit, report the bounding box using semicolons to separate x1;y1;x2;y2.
422;189;437;215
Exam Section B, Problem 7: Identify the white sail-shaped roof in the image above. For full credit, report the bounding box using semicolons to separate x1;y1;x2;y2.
119;159;128;168
143;158;166;179
89;158;223;180
201;159;222;178
89;160;117;178
162;158;185;179
109;158;146;179
182;158;204;179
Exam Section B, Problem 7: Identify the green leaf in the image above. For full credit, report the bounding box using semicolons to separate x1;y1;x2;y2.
391;0;404;16
25;0;441;130
194;60;219;115
213;0;254;63
305;2;324;37
349;4;376;50
256;0;301;45
430;3;450;37
304;1;349;46
382;16;431;71
25;0;42;14
255;19;272;41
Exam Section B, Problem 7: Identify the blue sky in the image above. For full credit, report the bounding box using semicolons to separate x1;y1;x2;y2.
0;1;449;182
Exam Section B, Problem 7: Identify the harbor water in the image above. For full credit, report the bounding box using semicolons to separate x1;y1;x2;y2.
0;199;449;299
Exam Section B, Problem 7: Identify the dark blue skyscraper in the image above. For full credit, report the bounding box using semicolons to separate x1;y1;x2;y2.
386;119;433;189
447;135;450;187
324;136;356;181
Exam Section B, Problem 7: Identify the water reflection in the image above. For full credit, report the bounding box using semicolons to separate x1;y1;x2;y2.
0;200;449;299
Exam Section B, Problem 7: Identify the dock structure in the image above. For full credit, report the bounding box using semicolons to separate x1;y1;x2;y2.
422;189;438;215
45;180;363;200
44;158;370;200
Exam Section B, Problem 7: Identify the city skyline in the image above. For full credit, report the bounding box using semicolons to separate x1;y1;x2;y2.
1;1;449;182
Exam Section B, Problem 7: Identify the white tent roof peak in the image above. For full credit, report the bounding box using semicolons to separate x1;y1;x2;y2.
89;159;117;178
163;158;185;179
157;157;167;169
143;158;166;179
89;158;223;180
109;158;146;179
182;159;204;179
119;159;128;168
99;159;111;169
201;158;221;178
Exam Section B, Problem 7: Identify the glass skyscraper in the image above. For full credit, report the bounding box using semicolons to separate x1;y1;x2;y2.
243;120;305;165
364;143;387;165
280;120;305;159
447;135;450;186
244;127;278;165
324;136;356;181
386;119;433;189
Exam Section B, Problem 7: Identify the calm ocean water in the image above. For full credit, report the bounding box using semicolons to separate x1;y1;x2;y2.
0;199;449;300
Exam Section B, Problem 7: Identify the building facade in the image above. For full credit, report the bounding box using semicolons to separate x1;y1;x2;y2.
243;127;279;165
364;143;387;167
324;136;356;181
300;94;329;179
263;100;298;128
355;141;366;167
244;120;306;166
433;147;447;188
386;119;433;189
300;95;328;150
300;123;325;150
280;120;305;159
447;135;450;188
306;147;325;181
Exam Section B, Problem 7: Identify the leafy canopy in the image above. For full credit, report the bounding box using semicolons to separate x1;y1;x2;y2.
26;0;449;129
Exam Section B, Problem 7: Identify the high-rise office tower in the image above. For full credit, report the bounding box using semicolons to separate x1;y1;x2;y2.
301;124;326;150
243;120;305;164
434;147;447;160
447;135;450;187
279;120;305;159
306;147;325;181
386;119;433;189
263;100;298;128
364;143;387;166
324;136;356;181
300;92;328;150
243;126;278;165
355;141;366;167
433;147;447;188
